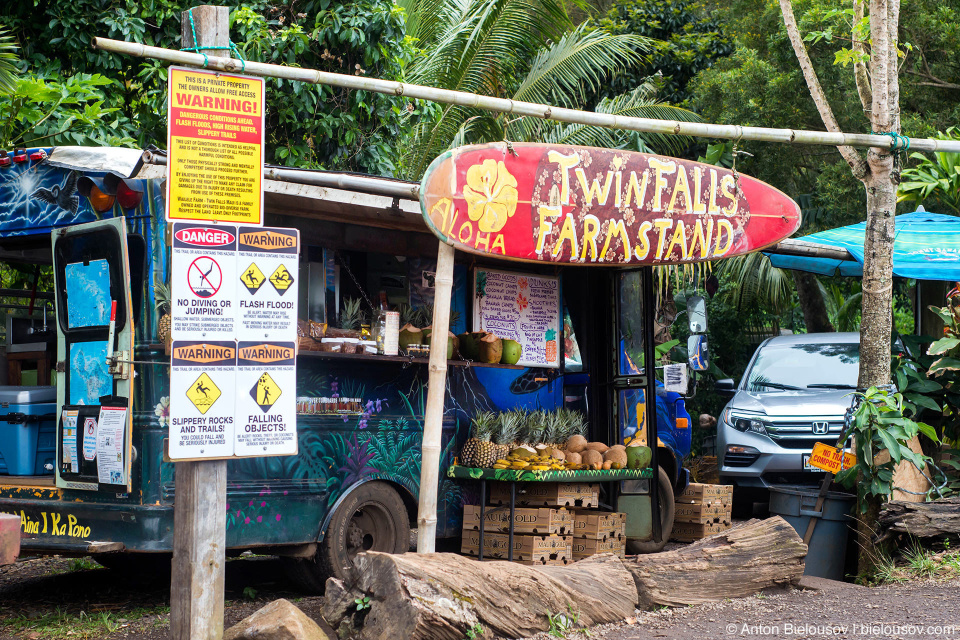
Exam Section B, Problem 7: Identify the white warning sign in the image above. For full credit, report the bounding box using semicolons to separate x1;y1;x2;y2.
172;223;238;340
169;340;236;459
237;227;299;341
234;341;298;457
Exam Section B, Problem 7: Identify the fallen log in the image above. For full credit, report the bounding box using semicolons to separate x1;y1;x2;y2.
323;552;638;640
876;498;960;540
625;516;807;608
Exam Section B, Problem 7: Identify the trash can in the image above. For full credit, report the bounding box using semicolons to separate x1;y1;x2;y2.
768;485;856;581
0;386;57;475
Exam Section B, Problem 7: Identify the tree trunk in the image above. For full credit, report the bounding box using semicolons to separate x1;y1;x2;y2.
876;498;960;541
792;270;835;333
624;517;807;608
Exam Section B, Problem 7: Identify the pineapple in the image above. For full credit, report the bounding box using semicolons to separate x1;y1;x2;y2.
339;297;366;330
154;282;172;348
492;411;519;462
524;410;547;447
462;412;496;468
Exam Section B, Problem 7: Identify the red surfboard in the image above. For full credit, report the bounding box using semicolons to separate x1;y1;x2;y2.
419;142;800;265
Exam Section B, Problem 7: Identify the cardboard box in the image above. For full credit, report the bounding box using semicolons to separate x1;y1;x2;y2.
572;511;626;540
677;483;733;505
0;513;20;566
462;504;573;535
571;536;626;560
674;501;733;524
490;482;599;508
461;530;572;564
670;521;731;542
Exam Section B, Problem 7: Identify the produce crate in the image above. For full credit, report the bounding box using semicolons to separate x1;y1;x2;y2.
572;511;626;540
489;482;599;508
674;501;733;525
670;521;731;542
677;483;733;505
461;530;572;564
462;504;573;535
572;536;626;560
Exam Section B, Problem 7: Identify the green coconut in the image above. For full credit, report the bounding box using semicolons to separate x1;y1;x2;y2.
500;339;522;365
458;331;487;361
398;324;423;352
626;445;652;470
428;330;458;359
478;334;503;364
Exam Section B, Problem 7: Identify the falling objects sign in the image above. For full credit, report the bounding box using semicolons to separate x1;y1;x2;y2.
235;342;298;457
166;66;264;225
169;341;236;460
171;223;237;340
237;227;300;341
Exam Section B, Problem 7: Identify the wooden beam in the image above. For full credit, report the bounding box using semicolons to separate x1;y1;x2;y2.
170;6;229;640
765;238;854;261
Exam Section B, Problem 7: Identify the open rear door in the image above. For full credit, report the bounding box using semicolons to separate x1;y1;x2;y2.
51;218;135;492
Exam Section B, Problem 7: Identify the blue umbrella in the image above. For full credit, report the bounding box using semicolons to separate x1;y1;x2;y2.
766;210;960;280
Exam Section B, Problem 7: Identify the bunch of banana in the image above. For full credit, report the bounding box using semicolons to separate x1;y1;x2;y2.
492;448;580;471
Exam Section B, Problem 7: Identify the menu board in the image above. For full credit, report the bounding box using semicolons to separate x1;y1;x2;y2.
472;268;560;369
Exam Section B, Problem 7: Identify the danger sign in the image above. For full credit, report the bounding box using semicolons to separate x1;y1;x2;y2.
166;66;264;225
169;340;237;460
234;341;297;457
172;222;237;341
237;227;299;342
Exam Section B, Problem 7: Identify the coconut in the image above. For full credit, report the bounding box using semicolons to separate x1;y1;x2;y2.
550;449;566;461
564;451;582;465
479;334;503;363
610;444;626;452
565;435;588;453
584;442;609;454
458;331;487;360
511;446;534;458
603;447;628;468
398;324;422;352
501;339;522;365
580;449;603;468
428;330;458;359
627;439;646;447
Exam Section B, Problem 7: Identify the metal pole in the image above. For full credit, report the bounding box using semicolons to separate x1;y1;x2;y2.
92;37;960;154
641;267;661;544
416;241;455;552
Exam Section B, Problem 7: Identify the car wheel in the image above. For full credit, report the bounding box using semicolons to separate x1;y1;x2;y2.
626;467;675;554
284;481;409;593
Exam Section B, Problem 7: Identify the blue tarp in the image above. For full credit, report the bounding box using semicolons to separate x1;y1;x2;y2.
765;211;960;281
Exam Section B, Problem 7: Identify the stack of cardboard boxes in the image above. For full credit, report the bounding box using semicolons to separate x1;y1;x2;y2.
461;482;625;564
671;482;733;542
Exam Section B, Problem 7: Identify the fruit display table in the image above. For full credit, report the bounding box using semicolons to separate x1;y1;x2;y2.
449;465;653;561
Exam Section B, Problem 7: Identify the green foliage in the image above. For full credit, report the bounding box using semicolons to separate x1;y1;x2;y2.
898;128;960;214
465;622;485;639
547;605;580;636
593;0;734;104
835;386;939;510
354;595;371;611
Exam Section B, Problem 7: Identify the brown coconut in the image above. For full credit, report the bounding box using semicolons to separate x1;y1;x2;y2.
566;435;588;453
584;442;609;454
479;334;503;363
564;451;582;465
580;449;603;468
603;448;628;468
550;449;566;461
610;444;626;452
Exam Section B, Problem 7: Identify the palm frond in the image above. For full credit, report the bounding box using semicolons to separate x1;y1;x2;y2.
716;252;792;313
0;28;20;95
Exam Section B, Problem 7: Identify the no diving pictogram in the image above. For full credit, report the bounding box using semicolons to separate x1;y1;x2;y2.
188;256;223;298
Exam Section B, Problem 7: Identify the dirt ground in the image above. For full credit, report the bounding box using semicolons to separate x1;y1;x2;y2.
2;554;959;640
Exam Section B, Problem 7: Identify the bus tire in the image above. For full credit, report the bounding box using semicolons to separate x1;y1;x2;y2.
285;481;409;593
625;466;675;554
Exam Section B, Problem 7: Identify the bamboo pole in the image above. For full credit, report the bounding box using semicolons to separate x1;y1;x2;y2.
93;37;960;154
416;241;455;553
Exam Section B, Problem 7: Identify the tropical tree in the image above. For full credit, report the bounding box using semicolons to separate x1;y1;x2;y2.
398;0;703;180
897;127;960;214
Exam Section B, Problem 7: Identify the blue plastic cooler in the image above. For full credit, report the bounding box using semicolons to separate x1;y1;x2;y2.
0;386;57;475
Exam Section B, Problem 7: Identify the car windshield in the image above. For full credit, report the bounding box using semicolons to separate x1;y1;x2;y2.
745;342;860;392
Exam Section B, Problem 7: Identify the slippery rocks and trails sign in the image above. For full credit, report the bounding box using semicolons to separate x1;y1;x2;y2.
419;142;801;264
168;224;300;460
166;66;265;225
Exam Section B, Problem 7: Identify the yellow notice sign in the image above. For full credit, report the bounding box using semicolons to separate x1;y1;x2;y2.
807;442;857;474
166;66;265;225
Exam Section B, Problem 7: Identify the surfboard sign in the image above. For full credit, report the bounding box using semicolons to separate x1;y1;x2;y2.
419;142;801;265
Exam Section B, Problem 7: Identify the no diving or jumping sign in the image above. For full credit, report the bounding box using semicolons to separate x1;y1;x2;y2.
171;222;237;340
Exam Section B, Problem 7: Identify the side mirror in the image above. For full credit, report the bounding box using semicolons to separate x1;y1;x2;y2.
715;378;737;396
687;295;707;333
687;334;708;372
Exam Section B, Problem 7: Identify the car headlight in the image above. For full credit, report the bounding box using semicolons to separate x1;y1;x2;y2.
723;409;768;435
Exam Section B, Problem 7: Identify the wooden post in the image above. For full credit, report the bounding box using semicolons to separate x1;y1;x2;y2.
170;6;230;640
416;241;456;552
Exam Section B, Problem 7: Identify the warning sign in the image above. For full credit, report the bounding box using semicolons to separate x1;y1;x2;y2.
172;222;237;340
169;340;237;459
166;66;264;225
237;227;299;342
807;442;857;474
235;341;297;456
240;262;266;294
